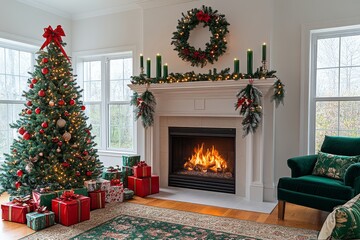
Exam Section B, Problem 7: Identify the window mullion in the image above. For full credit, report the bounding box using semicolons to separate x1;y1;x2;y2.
103;57;110;150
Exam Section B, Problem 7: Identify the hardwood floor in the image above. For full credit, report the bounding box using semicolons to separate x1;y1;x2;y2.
0;192;328;239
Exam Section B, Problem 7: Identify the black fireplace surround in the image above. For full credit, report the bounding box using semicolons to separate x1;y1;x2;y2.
168;127;236;194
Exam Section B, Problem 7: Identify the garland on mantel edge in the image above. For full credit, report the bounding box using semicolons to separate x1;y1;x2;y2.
130;70;285;136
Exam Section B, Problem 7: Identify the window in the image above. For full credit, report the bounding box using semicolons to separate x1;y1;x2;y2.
0;39;36;159
77;52;135;153
310;29;360;152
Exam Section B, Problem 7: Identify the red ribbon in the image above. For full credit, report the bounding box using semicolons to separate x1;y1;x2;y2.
136;161;147;167
36;206;49;213
40;25;70;62
196;11;211;22
59;190;79;201
12;195;31;206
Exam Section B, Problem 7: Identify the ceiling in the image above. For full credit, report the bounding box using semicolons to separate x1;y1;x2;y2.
17;0;198;20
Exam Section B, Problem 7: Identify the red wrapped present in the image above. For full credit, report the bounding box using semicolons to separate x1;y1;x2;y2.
1;195;34;223
88;191;105;210
133;161;151;178
128;175;159;197
51;190;90;226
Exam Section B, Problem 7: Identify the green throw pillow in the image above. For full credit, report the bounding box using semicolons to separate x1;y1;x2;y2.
312;152;360;180
318;194;360;240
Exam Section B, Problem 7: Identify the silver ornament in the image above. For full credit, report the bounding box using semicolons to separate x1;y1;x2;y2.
56;147;61;153
25;163;33;173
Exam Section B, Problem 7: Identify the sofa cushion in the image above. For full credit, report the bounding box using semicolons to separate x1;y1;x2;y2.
321;135;360;156
278;175;354;201
312;152;360;180
318;193;360;240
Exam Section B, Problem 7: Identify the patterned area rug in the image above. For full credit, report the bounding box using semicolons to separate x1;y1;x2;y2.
22;202;318;240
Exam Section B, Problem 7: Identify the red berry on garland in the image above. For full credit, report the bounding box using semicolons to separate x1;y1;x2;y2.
15;181;22;189
18;127;25;135
41;122;48;128
39;129;45;134
42;68;49;74
64;111;70;117
26;109;32;115
58;99;65;106
31;78;37;84
38;89;46;97
23;132;31;140
69;99;75;105
17;169;23;177
86;171;92;176
42;58;48;63
26;101;32;106
75;171;81;176
58;141;63;147
35;108;41;114
29;83;34;89
62;162;70;168
81;105;86;111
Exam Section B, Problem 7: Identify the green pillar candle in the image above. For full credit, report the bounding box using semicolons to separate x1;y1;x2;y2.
146;58;151;78
163;63;168;78
234;58;239;74
247;49;253;75
262;43;266;61
156;53;161;79
140;54;144;68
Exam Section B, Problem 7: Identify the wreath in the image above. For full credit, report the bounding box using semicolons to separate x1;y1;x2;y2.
171;5;230;68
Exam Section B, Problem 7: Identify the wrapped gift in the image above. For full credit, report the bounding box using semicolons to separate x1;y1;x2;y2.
26;206;55;231
124;189;134;200
133;161;151;178
96;178;110;192
84;180;99;192
128;175;159;198
1;196;34;224
121;166;134;188
105;185;124;203
122;155;140;167
102;166;121;180
51;190;90;226
88;191;105;210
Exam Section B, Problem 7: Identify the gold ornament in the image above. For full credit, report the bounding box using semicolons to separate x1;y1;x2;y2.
84;155;91;160
56;147;61;153
56;118;66;128
25;163;33;173
39;152;44;157
63;131;71;142
49;100;55;107
256;105;262;112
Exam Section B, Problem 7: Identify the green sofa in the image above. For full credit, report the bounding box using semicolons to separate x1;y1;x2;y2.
277;136;360;219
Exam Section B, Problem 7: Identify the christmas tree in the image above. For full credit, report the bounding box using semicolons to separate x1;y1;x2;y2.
0;25;103;197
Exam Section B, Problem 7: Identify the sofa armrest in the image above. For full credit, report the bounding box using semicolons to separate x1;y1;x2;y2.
344;163;360;194
287;154;318;177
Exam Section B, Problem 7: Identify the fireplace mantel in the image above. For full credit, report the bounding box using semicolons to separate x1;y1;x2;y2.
128;79;276;203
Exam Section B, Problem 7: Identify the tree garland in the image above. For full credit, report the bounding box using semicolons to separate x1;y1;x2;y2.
171;5;230;68
130;86;156;128
271;78;285;107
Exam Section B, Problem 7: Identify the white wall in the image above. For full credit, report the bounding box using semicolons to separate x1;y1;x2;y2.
0;0;72;51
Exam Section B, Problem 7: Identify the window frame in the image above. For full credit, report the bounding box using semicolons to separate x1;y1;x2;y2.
75;50;137;155
309;27;360;153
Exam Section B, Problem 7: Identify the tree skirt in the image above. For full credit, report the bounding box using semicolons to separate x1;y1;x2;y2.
22;202;318;240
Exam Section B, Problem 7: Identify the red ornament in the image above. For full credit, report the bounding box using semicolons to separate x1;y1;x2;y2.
26;109;32;115
86;171;92;176
64;84;68;88
58;141;63;147
69;99;75;105
31;78;37;84
38;89;46;97
83;151;88;156
26;101;32;106
42;68;49;75
17;169;23;177
81;106;86;111
41;122;48;128
29;83;34;89
58;99;65;106
52;137;59;143
18;127;25;135
39;129;45;134
35;108;41;114
42;58;48;63
62;162;70;168
75;171;81;176
87;139;91;144
15;181;22;189
23;132;31;140
85;129;90;135
64;111;70;117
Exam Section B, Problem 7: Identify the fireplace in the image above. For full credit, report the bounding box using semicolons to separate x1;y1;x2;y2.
168;127;236;193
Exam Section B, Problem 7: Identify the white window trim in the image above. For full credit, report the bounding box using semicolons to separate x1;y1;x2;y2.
73;45;139;155
300;21;360;155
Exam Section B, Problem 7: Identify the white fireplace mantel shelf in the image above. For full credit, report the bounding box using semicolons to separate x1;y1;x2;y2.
128;78;276;94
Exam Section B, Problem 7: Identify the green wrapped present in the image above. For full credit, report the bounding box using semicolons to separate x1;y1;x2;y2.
26;209;55;231
124;189;134;200
102;166;122;180
122;155;140;167
121;166;133;188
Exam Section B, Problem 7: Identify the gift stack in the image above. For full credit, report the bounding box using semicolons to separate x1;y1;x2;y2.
122;155;140;188
1;196;35;224
101;165;121;181
128;161;159;198
100;166;124;203
84;180;106;210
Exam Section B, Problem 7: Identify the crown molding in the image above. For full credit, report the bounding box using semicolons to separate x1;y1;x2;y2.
17;0;72;19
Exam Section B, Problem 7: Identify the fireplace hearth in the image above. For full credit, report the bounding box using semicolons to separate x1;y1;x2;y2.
168;127;235;193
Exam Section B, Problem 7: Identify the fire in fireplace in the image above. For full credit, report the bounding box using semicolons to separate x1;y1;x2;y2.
168;127;235;193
